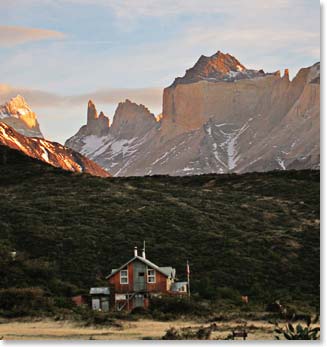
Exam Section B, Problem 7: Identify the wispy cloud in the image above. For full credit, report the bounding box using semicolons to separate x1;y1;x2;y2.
183;27;320;62
62;0;291;18
79;87;162;110
1;0;292;24
0;84;64;107
0;84;162;110
0;25;65;47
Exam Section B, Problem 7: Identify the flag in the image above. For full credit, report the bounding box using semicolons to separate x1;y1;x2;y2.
186;260;191;298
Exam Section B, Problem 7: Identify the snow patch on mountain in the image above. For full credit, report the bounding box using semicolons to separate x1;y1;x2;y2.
276;157;286;170
204;120;251;171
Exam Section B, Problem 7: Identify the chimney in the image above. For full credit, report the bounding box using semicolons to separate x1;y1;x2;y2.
134;246;138;257
142;240;146;259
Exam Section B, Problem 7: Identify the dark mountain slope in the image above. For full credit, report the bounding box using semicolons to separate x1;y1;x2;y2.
0;145;319;309
0;122;110;177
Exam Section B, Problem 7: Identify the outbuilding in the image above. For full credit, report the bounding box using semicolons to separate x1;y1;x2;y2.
89;287;110;312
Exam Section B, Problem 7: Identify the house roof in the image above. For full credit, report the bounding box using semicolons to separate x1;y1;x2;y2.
106;255;176;279
89;287;110;295
159;266;176;278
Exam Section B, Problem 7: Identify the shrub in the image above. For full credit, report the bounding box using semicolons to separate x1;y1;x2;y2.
162;324;217;340
71;306;121;327
162;327;184;340
216;287;241;302
53;296;74;309
0;287;53;317
149;296;211;318
274;315;320;340
130;306;150;316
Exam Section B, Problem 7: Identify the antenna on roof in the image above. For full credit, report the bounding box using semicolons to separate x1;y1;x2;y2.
142;240;146;259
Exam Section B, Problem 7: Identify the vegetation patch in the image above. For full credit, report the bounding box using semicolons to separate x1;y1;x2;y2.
0;145;320;317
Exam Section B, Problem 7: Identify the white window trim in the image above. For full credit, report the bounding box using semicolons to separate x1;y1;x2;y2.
120;269;128;284
147;268;156;284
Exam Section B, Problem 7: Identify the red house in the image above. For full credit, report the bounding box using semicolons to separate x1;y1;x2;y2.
106;246;188;311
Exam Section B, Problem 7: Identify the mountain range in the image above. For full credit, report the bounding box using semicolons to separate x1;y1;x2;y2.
0;51;320;177
0;96;110;177
66;51;320;176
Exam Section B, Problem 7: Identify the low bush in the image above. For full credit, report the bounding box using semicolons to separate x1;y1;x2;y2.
274;315;320;340
149;296;211;319
0;287;53;317
162;324;218;340
71;306;121;327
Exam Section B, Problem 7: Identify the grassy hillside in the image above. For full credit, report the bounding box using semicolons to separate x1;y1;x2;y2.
0;144;320;312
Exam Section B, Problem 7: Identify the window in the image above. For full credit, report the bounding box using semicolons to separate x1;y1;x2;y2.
147;269;156;283
120;269;128;284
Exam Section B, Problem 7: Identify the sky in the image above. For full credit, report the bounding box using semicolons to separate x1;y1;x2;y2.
0;0;320;143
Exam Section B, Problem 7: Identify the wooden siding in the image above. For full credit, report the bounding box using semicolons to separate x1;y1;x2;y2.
146;270;168;293
108;262;134;293
108;259;170;294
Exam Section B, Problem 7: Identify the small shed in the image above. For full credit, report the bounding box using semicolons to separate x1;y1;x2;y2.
171;281;188;294
89;287;110;312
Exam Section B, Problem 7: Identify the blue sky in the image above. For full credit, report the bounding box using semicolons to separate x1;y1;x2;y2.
0;0;320;143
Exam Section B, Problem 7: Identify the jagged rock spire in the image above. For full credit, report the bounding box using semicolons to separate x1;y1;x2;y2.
87;99;98;124
84;100;110;136
110;99;156;138
283;69;290;80
0;95;43;138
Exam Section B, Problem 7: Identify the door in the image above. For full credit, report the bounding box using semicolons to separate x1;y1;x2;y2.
133;294;144;308
92;298;100;311
133;260;146;291
101;297;109;312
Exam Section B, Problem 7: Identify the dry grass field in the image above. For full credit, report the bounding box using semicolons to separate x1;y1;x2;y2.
0;318;280;340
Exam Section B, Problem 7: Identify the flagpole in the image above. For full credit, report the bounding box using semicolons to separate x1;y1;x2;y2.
187;260;191;299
